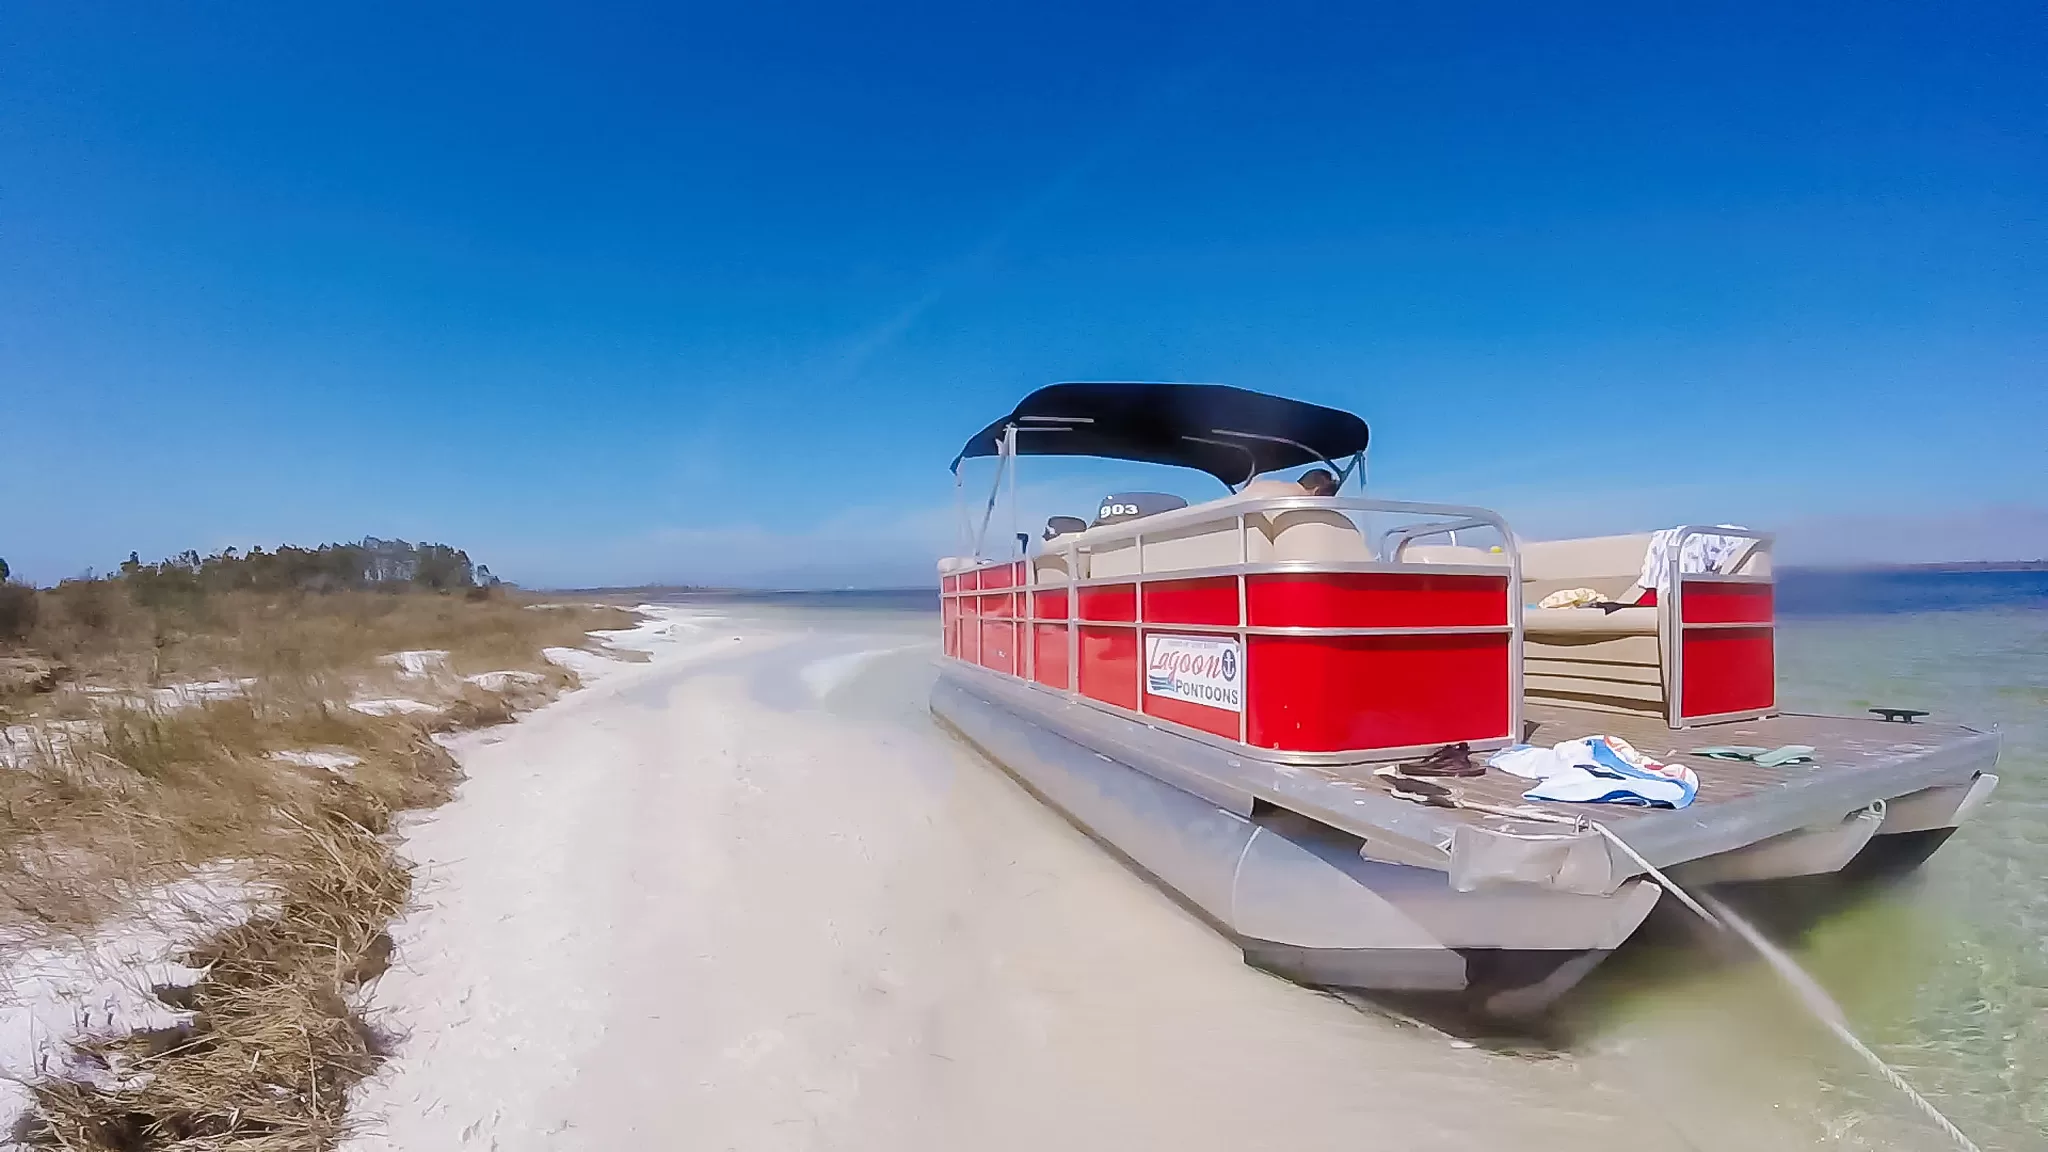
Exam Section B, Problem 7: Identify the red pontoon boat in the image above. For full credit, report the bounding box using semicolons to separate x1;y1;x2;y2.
930;383;2001;1015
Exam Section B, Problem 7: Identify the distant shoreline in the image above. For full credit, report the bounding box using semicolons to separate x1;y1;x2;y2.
552;565;2048;596
551;584;938;598
1781;560;2048;575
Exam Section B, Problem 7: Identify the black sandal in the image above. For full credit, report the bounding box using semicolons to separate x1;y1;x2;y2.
1396;741;1486;778
1380;773;1460;808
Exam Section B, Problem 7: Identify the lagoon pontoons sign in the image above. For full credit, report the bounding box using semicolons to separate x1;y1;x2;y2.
1145;634;1243;712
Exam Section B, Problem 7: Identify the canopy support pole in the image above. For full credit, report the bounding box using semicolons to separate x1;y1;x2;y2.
1337;449;1367;492
954;466;968;559
972;424;1015;560
1007;424;1020;559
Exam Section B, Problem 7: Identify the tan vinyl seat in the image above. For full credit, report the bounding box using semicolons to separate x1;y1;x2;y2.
1519;533;1653;606
1060;480;1373;577
1250;511;1370;563
1395;543;1512;567
1032;552;1073;583
1518;531;1772;717
1517;533;1662;715
1523;606;1658;635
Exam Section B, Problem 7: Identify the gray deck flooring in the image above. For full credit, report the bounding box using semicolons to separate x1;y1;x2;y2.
1326;705;1988;826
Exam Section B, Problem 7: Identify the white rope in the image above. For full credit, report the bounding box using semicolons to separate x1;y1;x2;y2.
1590;821;1984;1152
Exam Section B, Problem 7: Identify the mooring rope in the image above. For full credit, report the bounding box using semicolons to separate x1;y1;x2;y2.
1589;820;1985;1152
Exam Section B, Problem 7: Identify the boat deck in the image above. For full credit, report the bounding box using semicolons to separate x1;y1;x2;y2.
1422;704;1989;825
940;665;2000;888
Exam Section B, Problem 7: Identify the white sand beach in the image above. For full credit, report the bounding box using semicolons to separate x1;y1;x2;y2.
337;603;1803;1152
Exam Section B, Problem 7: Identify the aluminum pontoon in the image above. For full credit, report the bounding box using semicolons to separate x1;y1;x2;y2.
930;383;2001;1016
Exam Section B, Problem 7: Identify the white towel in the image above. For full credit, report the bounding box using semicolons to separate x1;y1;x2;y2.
1489;736;1699;809
1638;526;1752;591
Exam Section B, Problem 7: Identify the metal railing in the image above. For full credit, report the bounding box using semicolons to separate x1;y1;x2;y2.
942;492;1526;765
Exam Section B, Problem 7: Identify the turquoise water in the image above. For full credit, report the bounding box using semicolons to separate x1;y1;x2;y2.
1771;592;2047;1149
1558;574;2046;1151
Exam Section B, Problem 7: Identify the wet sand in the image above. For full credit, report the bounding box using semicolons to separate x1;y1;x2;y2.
341;605;1834;1151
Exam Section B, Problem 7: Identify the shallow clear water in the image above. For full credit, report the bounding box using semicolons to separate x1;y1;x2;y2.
1557;576;2047;1151
1772;600;2046;1149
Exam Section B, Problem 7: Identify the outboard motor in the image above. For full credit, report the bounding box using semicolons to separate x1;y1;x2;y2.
1093;491;1188;527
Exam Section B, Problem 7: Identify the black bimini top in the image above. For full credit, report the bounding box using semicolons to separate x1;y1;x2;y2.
951;382;1370;486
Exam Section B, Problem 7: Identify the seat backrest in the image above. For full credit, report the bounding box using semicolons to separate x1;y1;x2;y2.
1058;481;1378;576
1032;552;1072;583
1248;508;1372;563
1519;533;1653;602
1396;543;1511;567
1137;517;1248;572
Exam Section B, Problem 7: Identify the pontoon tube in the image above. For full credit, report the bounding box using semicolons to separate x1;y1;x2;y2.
932;670;1661;999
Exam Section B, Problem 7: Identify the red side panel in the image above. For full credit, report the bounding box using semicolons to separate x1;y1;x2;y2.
1677;579;1774;717
1078;626;1139;709
1680;581;1774;625
1033;587;1070;621
957;591;978;663
1142;578;1239;626
1680;628;1775;718
978;592;1016;674
981;563;1014;590
1078;583;1137;623
1033;623;1071;689
979;619;1018;675
1246;633;1512;753
1141;688;1239;739
1247;572;1509;629
942;597;958;657
942;574;958;595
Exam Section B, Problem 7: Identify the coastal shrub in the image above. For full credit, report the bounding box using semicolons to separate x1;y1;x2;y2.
50;578;119;633
0;582;35;643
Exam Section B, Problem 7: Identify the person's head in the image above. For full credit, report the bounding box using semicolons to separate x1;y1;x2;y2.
1298;468;1337;496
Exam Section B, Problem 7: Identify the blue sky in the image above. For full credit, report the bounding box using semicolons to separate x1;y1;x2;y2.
5;1;2043;587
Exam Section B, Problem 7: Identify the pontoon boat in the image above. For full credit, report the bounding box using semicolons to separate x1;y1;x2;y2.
930;383;2000;1015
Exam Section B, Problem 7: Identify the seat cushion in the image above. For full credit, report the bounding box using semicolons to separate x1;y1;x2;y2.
1519;533;1653;603
1523;606;1659;637
1399;544;1510;567
1250;509;1372;563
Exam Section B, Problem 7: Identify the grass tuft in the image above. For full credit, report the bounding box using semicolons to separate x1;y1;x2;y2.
2;588;639;1149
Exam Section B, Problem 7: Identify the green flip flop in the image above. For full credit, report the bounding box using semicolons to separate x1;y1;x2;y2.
1690;744;1817;766
1691;745;1770;761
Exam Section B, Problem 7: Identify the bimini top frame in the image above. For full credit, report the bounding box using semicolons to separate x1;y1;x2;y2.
950;382;1371;489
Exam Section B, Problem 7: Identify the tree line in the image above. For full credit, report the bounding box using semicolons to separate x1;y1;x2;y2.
0;539;501;644
114;537;492;603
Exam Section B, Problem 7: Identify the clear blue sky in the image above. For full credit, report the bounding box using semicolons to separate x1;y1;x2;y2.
5;1;2043;586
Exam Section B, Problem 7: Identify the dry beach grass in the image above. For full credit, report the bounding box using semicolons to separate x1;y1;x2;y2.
0;582;639;1149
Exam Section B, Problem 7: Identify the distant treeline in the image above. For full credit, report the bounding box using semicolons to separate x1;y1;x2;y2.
0;539;503;647
115;538;494;603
